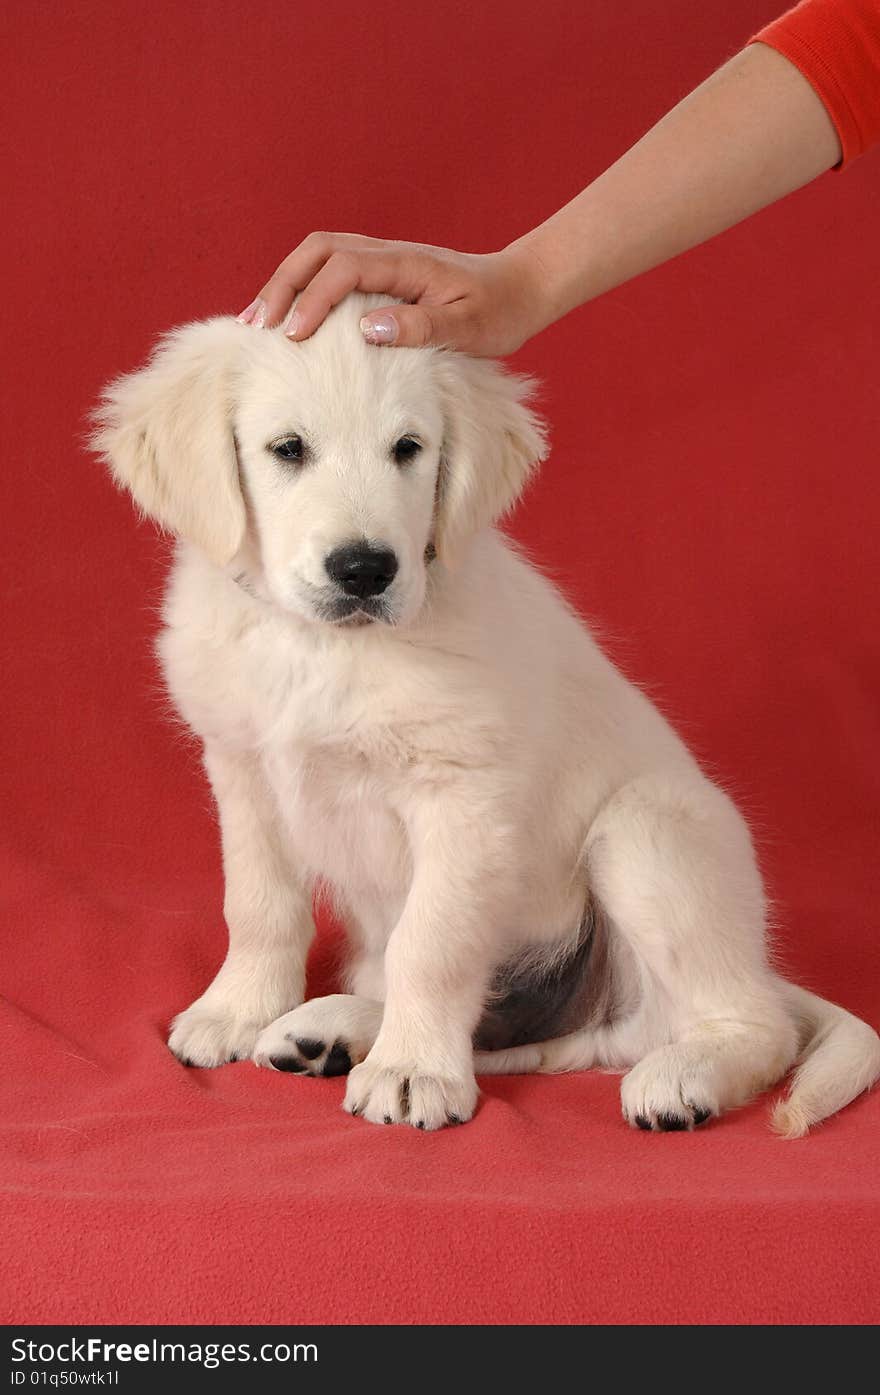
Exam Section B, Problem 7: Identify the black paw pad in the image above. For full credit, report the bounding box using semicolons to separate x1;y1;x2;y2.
321;1040;352;1077
383;1115;393;1125
635;1115;652;1131
295;1037;325;1060
690;1107;712;1127
415;1120;426;1130
269;1055;306;1073
656;1112;688;1132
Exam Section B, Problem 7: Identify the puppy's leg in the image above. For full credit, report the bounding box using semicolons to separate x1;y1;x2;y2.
585;775;799;1130
474;1019;628;1075
253;994;384;1076
345;948;387;1001
343;785;513;1131
168;744;314;1067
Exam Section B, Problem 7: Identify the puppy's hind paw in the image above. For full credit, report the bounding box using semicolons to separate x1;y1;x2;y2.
621;1045;719;1133
253;994;382;1077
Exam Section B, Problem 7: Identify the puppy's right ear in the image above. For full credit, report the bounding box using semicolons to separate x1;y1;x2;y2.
91;318;246;566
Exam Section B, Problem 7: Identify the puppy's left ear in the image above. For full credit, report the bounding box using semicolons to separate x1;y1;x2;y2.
433;354;548;567
90;318;246;566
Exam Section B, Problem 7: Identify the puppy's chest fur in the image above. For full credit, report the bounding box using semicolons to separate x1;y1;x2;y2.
161;563;510;900
264;734;414;900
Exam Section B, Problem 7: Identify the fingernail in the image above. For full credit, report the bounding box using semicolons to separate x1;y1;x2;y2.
283;308;301;338
236;296;263;326
250;297;269;329
360;313;398;345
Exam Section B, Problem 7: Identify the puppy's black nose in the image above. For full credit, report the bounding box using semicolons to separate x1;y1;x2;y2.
325;543;399;598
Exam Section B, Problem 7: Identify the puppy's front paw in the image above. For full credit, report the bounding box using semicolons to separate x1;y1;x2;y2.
343;1057;478;1131
168;999;269;1068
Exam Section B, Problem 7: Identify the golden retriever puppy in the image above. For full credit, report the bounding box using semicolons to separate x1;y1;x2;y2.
92;295;880;1133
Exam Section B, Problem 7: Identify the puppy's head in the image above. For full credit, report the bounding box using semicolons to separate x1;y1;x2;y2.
92;294;547;627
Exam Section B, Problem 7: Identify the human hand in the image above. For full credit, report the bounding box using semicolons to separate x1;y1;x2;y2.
237;233;550;356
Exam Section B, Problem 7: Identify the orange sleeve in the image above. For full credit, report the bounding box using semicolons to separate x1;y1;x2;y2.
750;0;880;166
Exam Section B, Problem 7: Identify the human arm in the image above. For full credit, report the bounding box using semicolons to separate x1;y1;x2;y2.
240;1;879;353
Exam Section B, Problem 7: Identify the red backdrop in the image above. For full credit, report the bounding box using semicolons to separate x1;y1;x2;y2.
2;0;878;1325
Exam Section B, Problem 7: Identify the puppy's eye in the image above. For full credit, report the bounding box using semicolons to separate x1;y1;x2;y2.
393;436;422;466
269;435;305;464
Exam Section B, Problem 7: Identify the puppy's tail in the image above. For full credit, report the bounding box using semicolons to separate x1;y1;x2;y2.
771;982;880;1138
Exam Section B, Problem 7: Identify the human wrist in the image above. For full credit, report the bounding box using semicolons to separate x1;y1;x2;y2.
502;222;602;338
496;236;567;342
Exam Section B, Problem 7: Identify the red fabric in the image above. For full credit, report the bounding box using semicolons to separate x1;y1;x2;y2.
752;0;880;164
2;1;879;1326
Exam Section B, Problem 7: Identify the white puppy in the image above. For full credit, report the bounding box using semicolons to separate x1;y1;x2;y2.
93;294;880;1134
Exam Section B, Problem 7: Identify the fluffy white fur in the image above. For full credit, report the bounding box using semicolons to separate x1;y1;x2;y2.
92;293;880;1135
